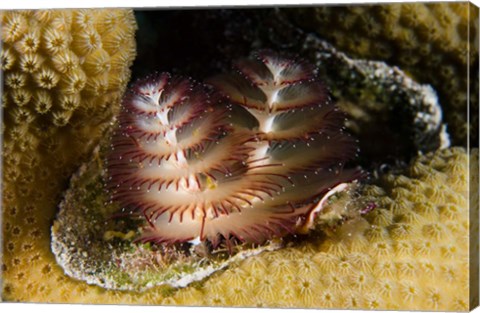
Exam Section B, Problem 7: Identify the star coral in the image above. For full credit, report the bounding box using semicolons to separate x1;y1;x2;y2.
168;147;475;311
107;51;360;246
1;8;137;301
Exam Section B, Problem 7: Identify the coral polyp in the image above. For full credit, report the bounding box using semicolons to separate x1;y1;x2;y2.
107;51;360;247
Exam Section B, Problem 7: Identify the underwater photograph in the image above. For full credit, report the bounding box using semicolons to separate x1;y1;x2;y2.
1;1;479;311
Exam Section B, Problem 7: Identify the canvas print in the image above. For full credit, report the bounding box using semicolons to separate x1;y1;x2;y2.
1;2;479;311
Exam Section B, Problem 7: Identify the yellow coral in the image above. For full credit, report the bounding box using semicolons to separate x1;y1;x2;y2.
1;8;137;302
287;3;479;145
167;147;475;310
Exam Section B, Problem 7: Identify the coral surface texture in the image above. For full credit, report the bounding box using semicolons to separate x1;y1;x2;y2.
1;8;137;301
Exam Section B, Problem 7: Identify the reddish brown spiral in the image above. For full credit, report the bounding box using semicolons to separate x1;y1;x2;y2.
107;51;361;247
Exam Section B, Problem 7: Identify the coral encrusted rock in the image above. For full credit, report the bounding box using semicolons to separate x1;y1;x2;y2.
285;2;479;146
44;147;479;310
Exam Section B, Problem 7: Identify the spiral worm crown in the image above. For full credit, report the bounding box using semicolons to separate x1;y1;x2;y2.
107;51;360;247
